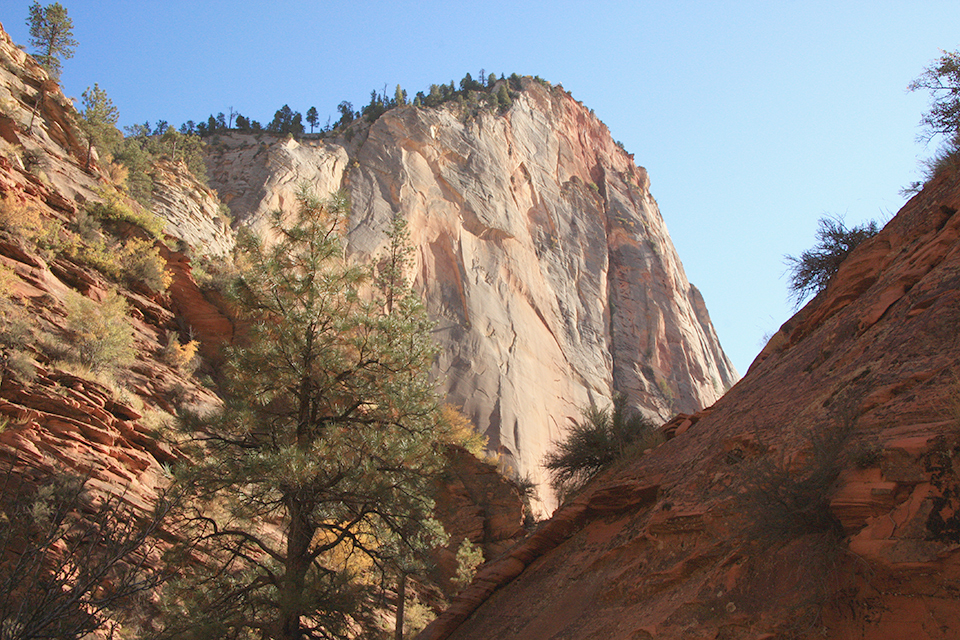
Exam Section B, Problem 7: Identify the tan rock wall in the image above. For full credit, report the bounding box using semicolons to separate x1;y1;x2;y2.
206;80;738;509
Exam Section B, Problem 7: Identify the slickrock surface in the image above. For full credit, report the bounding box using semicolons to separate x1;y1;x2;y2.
417;169;960;639
150;159;234;257
207;81;737;506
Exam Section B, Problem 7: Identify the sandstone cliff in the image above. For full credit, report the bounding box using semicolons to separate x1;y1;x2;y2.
206;82;737;506
0;20;526;633
0;21;222;518
418;168;960;639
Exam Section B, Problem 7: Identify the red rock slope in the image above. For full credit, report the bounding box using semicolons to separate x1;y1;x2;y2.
418;168;960;639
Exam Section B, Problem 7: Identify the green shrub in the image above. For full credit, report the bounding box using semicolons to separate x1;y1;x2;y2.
0;195;63;255
69;235;122;278
5;348;36;382
70;206;102;241
161;333;199;375
441;404;487;457
739;425;849;544
139;408;175;440
0;301;34;352
63;289;136;372
120;238;171;292
544;394;657;502
453;538;484;590
0;264;18;302
86;188;165;239
65;232;170;293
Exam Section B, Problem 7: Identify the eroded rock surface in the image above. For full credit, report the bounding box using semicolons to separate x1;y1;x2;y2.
207;81;737;506
419;169;960;639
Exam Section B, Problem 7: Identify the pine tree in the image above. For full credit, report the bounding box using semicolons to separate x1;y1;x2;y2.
26;2;77;80
165;186;449;639
375;213;415;314
79;83;121;169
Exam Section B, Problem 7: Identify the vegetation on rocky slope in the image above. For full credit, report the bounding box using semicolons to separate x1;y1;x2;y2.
7;3;960;637
175;71;544;140
0;17;505;638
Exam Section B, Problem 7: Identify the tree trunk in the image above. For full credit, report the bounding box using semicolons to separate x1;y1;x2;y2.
395;572;407;640
279;498;314;640
28;88;43;132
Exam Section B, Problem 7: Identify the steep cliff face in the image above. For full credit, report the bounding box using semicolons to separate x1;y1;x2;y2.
0;22;527;634
419;169;960;640
207;82;737;505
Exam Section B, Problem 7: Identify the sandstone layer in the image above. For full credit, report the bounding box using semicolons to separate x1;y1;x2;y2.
206;82;738;506
418;169;960;639
0;21;526;631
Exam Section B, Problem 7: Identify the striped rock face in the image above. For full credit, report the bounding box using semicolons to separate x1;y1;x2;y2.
206;79;737;509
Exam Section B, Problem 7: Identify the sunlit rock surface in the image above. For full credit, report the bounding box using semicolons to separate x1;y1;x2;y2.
207;80;737;507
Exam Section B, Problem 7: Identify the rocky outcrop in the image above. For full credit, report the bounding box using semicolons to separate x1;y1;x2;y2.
0;20;220;521
432;445;526;595
418;169;960;639
0;22;101;214
150;160;234;257
207;82;737;507
0;23;526;636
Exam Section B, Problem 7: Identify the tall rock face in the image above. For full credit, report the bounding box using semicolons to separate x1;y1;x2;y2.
0;22;526;635
207;81;737;505
418;169;960;640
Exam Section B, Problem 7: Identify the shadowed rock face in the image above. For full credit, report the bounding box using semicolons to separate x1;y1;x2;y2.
206;80;737;507
417;170;960;639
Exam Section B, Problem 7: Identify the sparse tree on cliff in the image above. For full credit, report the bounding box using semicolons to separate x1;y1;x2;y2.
784;215;879;306
909;49;960;143
496;83;512;112
78;83;121;170
336;101;355;128
305;106;318;133
375;213;414;314
26;1;77;81
905;49;960;189
163;186;450;639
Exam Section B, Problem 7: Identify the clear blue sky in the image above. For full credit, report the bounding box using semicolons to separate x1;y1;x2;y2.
4;1;958;374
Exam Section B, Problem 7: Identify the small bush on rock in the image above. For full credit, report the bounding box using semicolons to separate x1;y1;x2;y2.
63;289;135;373
784;215;879;306
120;238;171;293
453;538;485;591
545;394;657;503
161;333;199;375
86;188;164;239
740;424;849;544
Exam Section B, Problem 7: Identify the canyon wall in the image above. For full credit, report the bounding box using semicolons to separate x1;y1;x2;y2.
207;82;737;505
419;167;960;640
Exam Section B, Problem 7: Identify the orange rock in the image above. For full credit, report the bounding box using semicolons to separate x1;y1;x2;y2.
417;167;960;639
